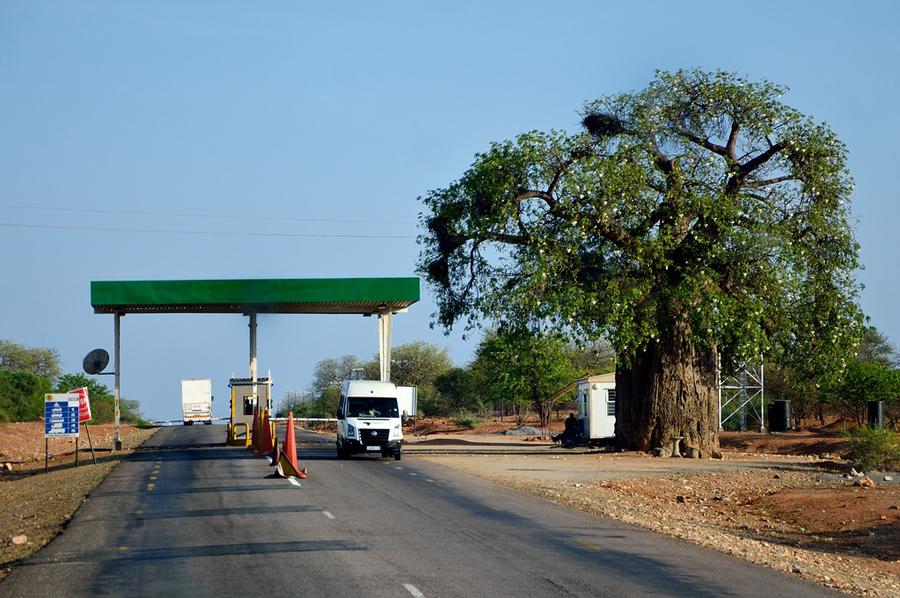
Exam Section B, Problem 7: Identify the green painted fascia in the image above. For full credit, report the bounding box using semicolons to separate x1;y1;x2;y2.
91;277;419;308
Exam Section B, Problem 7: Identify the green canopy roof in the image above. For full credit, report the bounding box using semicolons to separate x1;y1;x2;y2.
91;278;419;315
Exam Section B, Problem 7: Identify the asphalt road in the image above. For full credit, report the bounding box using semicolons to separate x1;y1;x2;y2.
2;425;839;597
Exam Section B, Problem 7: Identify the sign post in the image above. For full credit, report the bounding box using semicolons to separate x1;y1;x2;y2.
44;393;80;473
68;387;96;464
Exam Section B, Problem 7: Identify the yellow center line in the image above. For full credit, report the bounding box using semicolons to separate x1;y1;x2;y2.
147;483;155;491
119;546;129;552
575;539;603;552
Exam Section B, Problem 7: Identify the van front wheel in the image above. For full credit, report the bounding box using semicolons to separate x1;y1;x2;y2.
336;444;349;460
393;451;401;461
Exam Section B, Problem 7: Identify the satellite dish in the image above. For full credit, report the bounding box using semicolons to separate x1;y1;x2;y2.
83;348;110;375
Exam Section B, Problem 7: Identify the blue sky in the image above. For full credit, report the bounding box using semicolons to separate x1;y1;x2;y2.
2;1;897;420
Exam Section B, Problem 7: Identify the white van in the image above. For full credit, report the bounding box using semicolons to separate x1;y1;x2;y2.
336;380;403;460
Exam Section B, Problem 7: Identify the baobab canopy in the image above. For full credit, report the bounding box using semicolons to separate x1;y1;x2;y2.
418;69;863;455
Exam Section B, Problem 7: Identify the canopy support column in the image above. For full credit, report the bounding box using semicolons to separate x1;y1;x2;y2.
113;312;122;451
377;311;392;382
249;311;259;409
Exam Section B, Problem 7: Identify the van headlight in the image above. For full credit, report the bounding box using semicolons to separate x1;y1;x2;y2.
346;424;356;438
392;424;402;439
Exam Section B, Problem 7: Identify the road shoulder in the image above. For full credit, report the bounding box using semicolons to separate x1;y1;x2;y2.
416;451;899;597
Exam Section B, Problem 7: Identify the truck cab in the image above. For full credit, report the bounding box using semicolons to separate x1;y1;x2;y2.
336;380;403;460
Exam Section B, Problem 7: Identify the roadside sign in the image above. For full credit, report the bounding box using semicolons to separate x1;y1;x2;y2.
68;387;92;423
44;394;80;438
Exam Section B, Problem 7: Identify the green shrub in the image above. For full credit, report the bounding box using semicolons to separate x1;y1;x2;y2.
452;411;483;430
844;425;900;472
0;370;52;422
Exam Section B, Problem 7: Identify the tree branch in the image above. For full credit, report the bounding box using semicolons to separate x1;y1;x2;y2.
489;232;531;246
648;136;674;174
744;175;796;189
514;190;556;205
739;142;785;177
675;128;727;156
725;120;740;161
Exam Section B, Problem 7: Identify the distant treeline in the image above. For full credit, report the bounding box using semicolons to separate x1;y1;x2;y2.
0;339;145;424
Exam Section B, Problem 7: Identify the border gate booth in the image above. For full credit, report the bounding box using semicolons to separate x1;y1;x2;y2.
228;377;272;446
576;373;616;441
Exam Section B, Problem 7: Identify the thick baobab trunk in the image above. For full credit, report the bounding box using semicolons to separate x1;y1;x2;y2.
615;321;720;457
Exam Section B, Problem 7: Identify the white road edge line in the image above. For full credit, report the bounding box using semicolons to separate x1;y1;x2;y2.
288;478;302;487
403;583;425;598
322;510;335;520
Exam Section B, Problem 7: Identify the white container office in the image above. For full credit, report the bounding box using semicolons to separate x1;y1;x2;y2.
575;373;616;439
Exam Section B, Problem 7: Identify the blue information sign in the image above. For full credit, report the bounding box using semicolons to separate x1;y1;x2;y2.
44;394;80;438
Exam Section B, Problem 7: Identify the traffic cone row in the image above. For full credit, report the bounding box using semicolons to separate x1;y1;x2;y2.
276;411;307;479
249;405;306;478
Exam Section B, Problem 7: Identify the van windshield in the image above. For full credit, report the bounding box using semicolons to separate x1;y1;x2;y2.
348;397;399;418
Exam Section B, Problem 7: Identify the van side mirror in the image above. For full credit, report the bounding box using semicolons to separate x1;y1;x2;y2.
336;408;344;420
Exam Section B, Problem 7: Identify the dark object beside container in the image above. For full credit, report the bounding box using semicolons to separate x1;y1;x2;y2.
867;401;884;428
767;400;791;432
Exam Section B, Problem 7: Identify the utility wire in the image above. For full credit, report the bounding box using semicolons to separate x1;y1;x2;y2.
0;222;416;240
0;203;417;226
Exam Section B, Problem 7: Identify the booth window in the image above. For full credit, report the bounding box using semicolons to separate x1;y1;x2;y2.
607;390;616;416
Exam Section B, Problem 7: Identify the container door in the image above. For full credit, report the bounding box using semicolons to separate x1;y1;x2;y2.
576;387;589;437
589;387;603;439
600;388;616;437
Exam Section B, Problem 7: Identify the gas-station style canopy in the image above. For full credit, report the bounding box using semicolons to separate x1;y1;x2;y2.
91;277;420;315
90;277;420;448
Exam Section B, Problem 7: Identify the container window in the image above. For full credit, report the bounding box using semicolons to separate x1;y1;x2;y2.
607;389;616;416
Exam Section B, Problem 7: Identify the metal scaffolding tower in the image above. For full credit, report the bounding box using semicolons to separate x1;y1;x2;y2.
718;358;765;432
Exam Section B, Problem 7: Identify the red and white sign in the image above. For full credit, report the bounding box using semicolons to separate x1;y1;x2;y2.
68;387;92;423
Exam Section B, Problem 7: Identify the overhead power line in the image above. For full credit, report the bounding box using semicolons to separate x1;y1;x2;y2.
0;222;416;240
0;203;418;226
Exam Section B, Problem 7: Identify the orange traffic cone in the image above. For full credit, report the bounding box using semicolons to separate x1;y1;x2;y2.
261;409;273;455
270;435;279;466
276;412;307;479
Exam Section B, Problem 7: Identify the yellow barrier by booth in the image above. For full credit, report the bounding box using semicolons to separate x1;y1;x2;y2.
227;422;251;446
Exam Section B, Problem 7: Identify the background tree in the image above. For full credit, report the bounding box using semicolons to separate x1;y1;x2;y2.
824;360;900;425
279;390;317;418
0;340;63;421
567;339;615;378
764;365;821;428
419;69;863;455
364;341;453;415
0;339;61;382
856;326;898;367
0;371;51;422
434;367;479;414
470;329;579;429
308;355;363;417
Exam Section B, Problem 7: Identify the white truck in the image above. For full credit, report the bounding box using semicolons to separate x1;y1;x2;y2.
182;378;213;425
336;379;403;460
